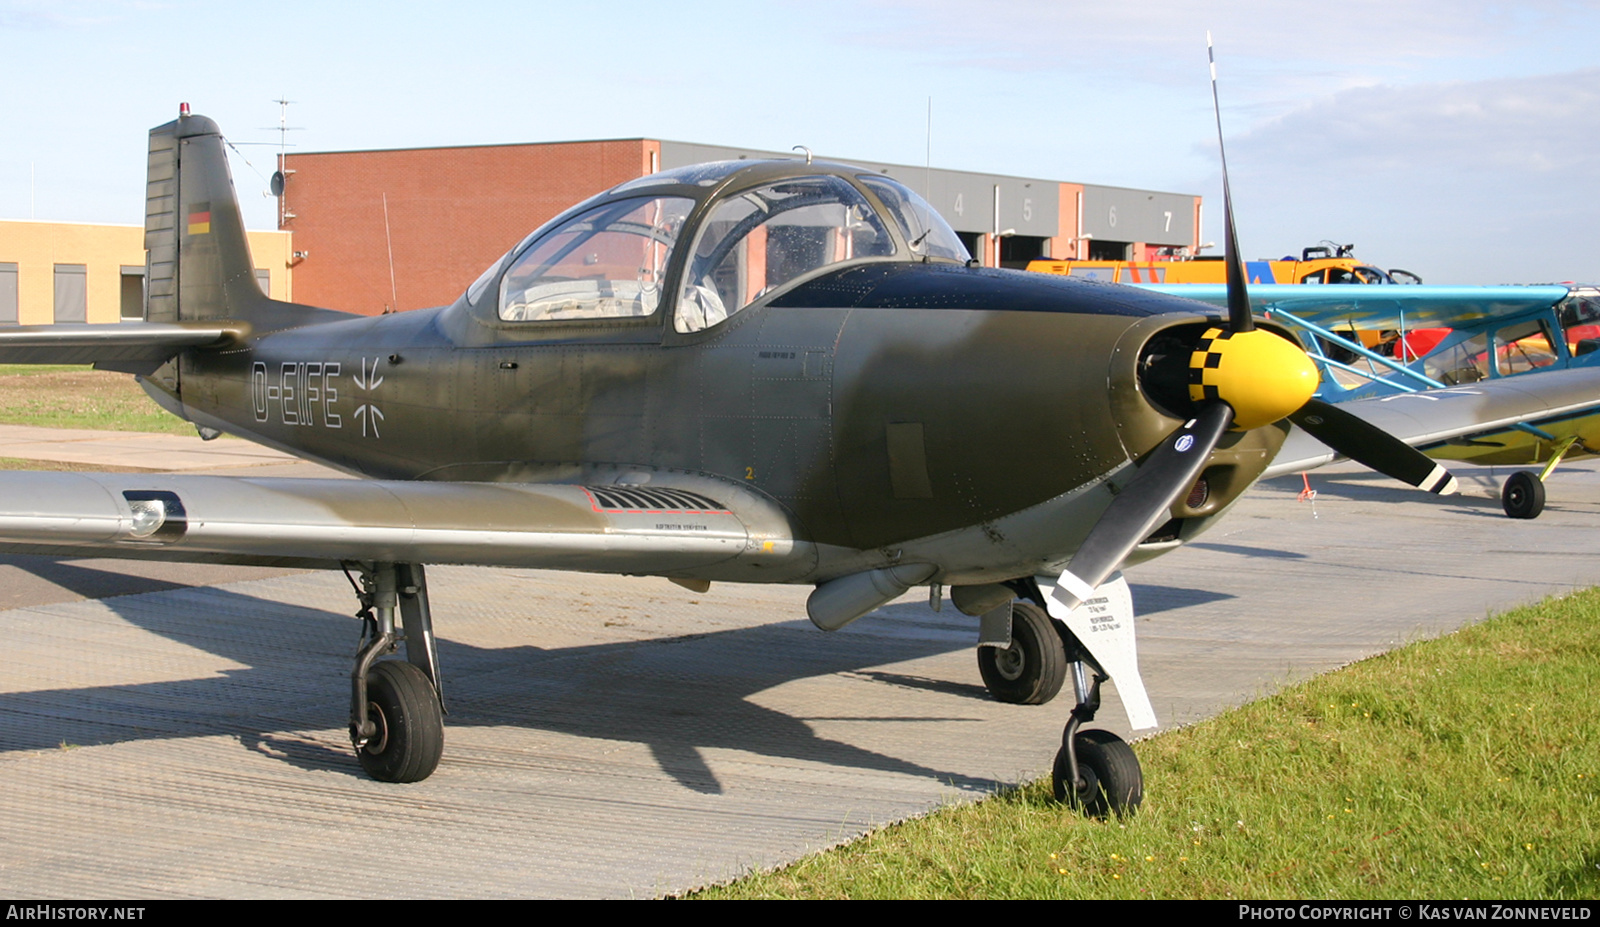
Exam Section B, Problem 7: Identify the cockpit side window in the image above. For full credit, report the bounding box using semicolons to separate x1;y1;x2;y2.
675;176;894;334
1493;319;1558;376
499;196;693;322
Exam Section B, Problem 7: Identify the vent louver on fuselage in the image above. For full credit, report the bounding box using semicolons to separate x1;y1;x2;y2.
583;487;729;514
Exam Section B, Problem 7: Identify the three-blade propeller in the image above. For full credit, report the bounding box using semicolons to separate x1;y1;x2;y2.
1047;34;1457;613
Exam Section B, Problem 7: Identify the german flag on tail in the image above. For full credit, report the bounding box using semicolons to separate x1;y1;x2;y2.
186;203;211;235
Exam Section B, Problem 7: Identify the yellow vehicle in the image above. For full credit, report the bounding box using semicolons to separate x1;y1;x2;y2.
1027;243;1421;286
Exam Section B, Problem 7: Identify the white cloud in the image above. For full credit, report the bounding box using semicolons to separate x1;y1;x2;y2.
1214;70;1600;283
1232;70;1600;174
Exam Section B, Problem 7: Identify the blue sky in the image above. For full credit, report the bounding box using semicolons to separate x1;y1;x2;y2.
2;0;1598;284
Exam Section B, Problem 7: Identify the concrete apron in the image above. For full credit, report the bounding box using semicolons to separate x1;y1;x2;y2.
0;458;1594;897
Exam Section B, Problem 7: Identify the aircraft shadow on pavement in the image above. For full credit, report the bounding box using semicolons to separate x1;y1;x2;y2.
1267;471;1600;518
1260;472;1447;505
1254;473;1516;512
1130;583;1235;615
0;555;196;601
1;578;1006;795
1184;542;1308;561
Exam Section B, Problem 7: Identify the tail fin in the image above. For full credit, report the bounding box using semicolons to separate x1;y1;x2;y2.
144;109;264;322
144;108;346;329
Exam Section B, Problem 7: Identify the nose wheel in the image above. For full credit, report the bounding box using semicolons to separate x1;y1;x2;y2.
1053;727;1143;817
1048;645;1144;817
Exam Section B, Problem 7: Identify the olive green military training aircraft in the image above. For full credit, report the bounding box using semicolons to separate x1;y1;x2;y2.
3;107;1598;815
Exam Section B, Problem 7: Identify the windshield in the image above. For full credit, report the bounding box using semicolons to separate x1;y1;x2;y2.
857;175;969;262
499;195;694;322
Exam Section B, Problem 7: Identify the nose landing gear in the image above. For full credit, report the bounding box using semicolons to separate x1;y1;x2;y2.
1050;661;1143;817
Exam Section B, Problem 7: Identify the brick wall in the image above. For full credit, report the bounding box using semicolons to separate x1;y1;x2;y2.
281;139;655;314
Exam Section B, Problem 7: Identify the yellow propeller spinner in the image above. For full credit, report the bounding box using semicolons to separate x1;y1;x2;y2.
1188;327;1319;430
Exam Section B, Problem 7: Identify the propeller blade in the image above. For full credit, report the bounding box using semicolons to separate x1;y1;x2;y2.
1208;32;1254;335
1052;402;1234;611
1203;40;1453;498
1290;398;1459;495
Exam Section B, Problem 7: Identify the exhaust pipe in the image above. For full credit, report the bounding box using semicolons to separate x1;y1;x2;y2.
806;563;937;631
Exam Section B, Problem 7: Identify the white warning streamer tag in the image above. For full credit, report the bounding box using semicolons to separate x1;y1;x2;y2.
1037;571;1158;731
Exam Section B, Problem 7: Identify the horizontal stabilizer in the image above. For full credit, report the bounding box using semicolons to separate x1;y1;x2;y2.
0;322;242;365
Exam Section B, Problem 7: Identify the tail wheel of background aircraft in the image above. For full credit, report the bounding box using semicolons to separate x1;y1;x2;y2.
1502;470;1546;520
357;660;444;783
977;601;1067;705
1053;728;1143;818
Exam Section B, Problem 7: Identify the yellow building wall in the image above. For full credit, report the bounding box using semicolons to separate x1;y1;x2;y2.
0;220;292;324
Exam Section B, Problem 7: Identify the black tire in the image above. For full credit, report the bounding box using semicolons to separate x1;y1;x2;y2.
1053;728;1142;817
976;601;1067;705
357;660;444;783
1502;470;1546;519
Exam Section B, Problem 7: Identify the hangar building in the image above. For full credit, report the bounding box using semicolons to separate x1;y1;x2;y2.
0;139;1200;323
278;138;1201;316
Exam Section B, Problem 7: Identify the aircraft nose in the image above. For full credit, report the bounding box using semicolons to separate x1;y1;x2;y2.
1186;327;1318;429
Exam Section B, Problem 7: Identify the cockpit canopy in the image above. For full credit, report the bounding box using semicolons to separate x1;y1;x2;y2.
464;160;969;332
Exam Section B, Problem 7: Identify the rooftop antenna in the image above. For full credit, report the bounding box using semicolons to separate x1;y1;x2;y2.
266;97;302;226
383;192;398;313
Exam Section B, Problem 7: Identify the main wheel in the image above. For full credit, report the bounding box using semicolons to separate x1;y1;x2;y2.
977;601;1067;705
1502;470;1546;519
1053;728;1142;817
357;660;444;783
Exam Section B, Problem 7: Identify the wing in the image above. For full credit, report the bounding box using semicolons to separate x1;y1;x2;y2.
0;471;813;580
1264;364;1600;478
1139;283;1572;330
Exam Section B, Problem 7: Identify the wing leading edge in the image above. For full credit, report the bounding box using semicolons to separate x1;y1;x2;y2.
1139;283;1572;330
0;472;812;579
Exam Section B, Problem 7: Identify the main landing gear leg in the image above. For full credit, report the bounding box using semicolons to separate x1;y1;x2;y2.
346;562;445;783
1502;436;1586;519
1050;651;1143;817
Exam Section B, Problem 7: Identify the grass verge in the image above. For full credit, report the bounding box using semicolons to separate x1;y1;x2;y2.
0;365;194;435
695;589;1600;899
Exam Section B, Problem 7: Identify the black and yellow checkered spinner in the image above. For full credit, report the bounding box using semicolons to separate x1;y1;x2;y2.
1187;326;1319;430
